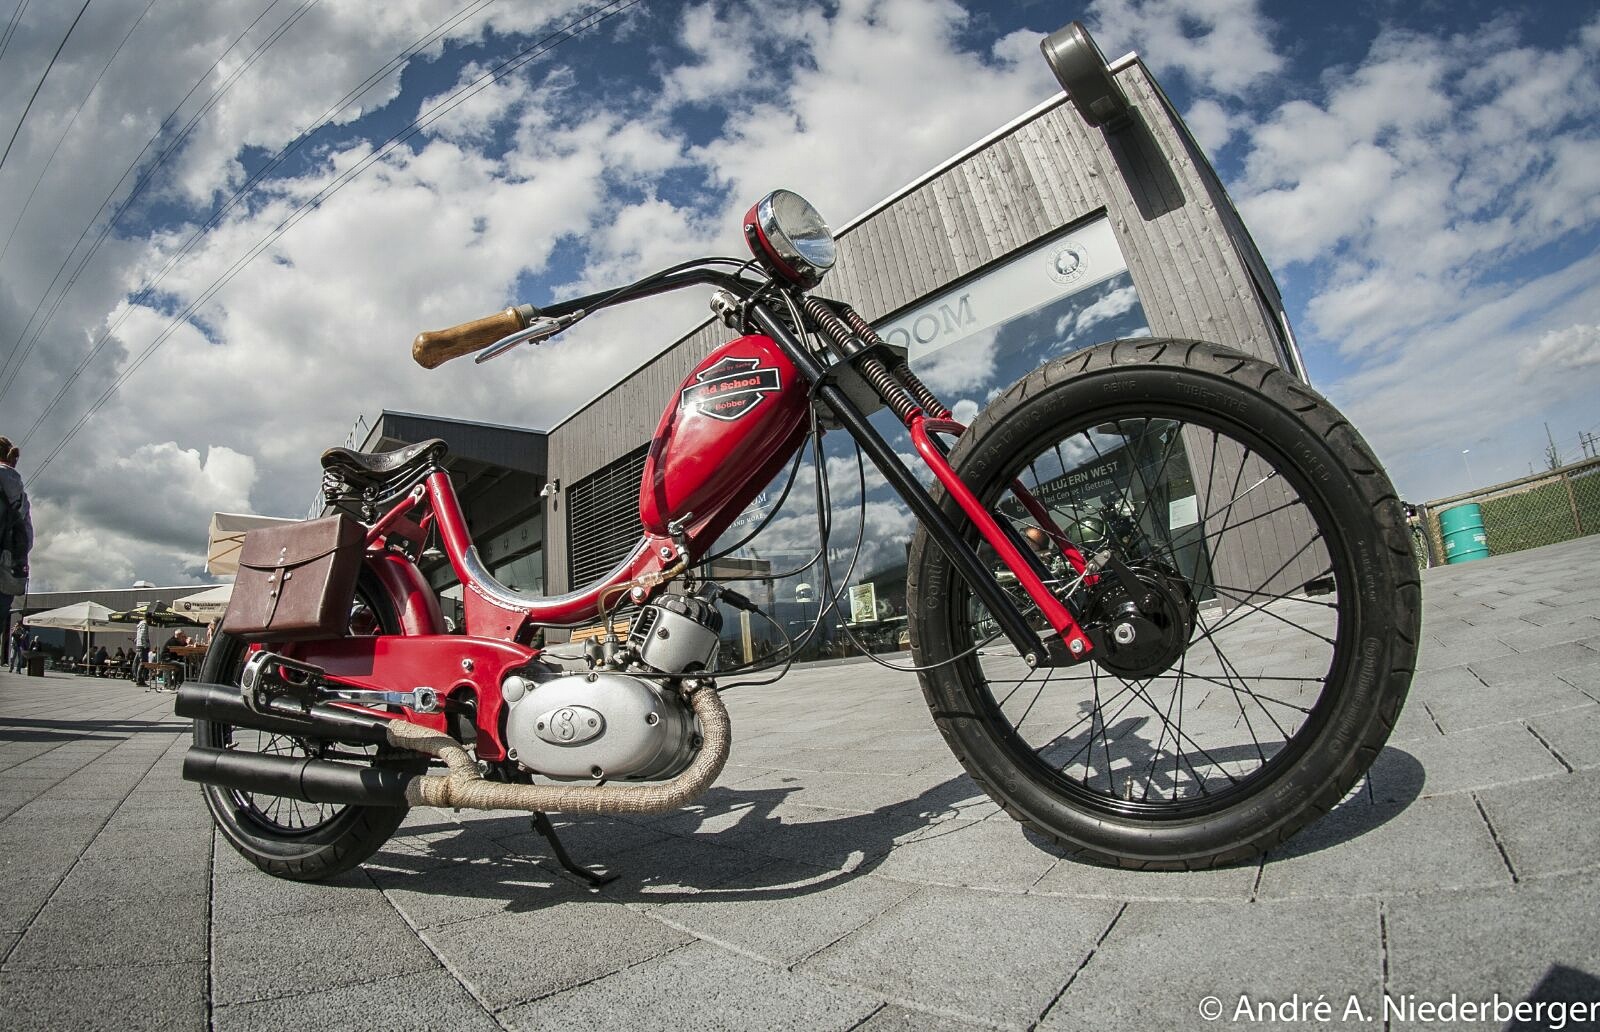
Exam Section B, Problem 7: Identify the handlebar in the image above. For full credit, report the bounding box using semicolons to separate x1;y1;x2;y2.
409;262;760;369
412;304;540;369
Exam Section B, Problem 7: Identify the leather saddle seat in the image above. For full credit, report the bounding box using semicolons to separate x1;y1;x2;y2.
320;438;448;486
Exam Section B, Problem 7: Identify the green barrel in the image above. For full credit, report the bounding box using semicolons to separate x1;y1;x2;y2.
1439;503;1489;563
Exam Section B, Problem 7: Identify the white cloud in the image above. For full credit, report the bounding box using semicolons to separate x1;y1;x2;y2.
683;0;1054;226
1232;19;1600;358
916;327;1001;396
1519;323;1600;380
7;0;1067;590
1184;97;1238;153
1087;0;1283;98
1071;284;1140;337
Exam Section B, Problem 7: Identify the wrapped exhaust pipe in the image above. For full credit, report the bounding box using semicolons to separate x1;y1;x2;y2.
180;681;730;817
389;682;729;816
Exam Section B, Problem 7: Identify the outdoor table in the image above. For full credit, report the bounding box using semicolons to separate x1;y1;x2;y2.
170;644;208;679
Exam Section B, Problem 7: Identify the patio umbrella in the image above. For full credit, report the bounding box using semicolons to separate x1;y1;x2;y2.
206;512;295;576
109;600;204;627
25;601;120;657
172;583;232;620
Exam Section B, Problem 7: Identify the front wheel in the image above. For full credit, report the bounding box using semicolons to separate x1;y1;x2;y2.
907;338;1419;869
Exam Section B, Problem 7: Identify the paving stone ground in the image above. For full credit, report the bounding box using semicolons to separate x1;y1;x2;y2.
3;534;1599;1031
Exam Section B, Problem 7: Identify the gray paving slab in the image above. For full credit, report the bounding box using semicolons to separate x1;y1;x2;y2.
1366;720;1567;796
850;1005;990;1032
420;897;693;1009
210;861;384;924
801;886;1121;1027
649;858;920;966
1475;768;1600;879
502;940;881;1032
212;890;440;1006
7;891;209;970
1527;705;1600;769
0;873;62;933
4;535;1600;1027
213;969;501;1032
1385;874;1600;1031
1471;641;1600;682
865;812;1062;891
1414;675;1593;733
54;851;210;903
1043;898;1381;1031
0;961;207;1031
1255;793;1511;899
371;853;583;931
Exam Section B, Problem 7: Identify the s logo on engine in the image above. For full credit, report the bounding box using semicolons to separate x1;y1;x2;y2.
682;355;782;421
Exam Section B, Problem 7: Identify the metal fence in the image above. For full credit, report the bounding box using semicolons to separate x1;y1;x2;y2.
1416;456;1600;566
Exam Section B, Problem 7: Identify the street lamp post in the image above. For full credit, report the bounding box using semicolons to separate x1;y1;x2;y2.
1462;449;1475;486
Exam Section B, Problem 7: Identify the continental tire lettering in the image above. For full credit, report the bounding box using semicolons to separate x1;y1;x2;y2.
1358;544;1378;603
1293;442;1331;482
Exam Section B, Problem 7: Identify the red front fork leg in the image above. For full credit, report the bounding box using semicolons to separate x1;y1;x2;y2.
909;416;1095;659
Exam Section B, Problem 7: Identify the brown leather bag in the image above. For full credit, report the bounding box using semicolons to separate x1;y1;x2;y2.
222;515;365;642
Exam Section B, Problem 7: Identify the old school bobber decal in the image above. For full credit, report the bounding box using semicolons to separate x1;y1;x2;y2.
682;355;782;421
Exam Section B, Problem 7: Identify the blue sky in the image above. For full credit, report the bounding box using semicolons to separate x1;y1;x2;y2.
0;0;1594;589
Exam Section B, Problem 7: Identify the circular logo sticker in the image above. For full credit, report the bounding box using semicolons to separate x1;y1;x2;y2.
1047;243;1088;285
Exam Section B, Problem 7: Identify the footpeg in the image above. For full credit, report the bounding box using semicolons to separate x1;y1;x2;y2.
241;651;328;721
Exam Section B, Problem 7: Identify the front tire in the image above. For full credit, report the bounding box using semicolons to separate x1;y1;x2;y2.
907;338;1419;869
193;567;423;881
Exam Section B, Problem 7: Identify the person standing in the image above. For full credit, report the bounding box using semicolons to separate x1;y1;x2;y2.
134;615;151;687
7;621;24;673
0;437;33;668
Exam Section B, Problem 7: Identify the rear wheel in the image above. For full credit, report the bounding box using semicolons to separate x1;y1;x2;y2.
194;568;424;881
907;339;1419;869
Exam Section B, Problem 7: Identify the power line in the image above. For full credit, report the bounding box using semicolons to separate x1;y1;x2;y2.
0;0;30;74
3;0;502;412
0;0;94;174
27;0;643;482
0;0;160;267
0;0;300;397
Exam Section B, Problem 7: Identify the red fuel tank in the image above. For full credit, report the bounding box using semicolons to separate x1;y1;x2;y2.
640;334;809;542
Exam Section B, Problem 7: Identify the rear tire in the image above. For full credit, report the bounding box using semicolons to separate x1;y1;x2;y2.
907;339;1419;869
193;567;424;881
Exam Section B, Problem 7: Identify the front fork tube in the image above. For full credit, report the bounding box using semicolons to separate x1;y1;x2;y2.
747;303;1093;666
911;418;1096;659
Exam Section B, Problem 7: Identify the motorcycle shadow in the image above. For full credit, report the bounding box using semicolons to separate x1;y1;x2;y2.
367;744;1424;907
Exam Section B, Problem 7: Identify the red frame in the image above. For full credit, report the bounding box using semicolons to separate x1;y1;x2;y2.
282;337;1098;761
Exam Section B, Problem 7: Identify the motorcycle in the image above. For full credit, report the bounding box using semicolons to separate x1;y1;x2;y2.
178;189;1419;882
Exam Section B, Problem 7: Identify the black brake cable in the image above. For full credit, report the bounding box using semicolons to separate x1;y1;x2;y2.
712;412;834;689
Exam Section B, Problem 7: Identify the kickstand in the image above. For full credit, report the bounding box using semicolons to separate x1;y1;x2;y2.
531;811;617;887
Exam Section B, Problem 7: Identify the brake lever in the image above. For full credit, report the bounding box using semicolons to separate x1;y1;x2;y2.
475;309;587;364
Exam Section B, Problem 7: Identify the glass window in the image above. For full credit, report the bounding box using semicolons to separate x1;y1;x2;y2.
491;548;544;596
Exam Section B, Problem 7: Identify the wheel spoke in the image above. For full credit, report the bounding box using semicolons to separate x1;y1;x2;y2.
930;372;1388;829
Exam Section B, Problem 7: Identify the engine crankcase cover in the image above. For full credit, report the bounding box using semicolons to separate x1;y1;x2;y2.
504;671;697;781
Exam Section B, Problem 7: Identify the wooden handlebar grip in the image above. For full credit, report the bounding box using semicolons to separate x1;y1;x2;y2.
412;307;527;369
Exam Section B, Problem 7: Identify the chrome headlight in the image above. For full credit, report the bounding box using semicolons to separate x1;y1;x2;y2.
743;189;836;287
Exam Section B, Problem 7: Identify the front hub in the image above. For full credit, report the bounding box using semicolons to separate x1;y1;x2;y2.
1088;565;1195;680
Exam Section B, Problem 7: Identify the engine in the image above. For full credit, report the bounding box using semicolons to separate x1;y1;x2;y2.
500;590;725;782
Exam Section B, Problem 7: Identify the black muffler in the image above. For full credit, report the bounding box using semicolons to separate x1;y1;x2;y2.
175;680;394;744
176;681;415;806
183;746;412;806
